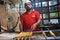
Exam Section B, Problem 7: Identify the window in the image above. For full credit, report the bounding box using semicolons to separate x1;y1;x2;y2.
30;0;59;25
30;0;35;8
35;2;41;7
15;4;19;12
30;0;35;3
40;20;44;27
58;5;60;11
59;19;60;24
39;2;41;7
50;12;58;18
35;7;42;13
30;0;34;2
43;20;49;24
35;0;39;2
35;3;39;7
34;0;41;7
49;0;57;1
59;12;60;18
49;1;57;6
32;3;35;8
43;14;48;18
42;2;47;7
40;14;43;19
58;0;60;3
50;19;58;24
42;7;48;13
42;0;47;2
49;6;58;12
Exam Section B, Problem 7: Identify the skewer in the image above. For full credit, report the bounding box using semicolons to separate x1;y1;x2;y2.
47;28;56;40
41;28;47;40
21;38;24;40
28;37;30;40
24;37;30;40
24;37;27;40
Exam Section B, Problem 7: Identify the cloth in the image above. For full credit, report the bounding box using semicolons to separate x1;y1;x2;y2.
20;10;40;31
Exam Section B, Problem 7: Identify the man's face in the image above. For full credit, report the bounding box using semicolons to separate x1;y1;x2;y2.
24;2;32;11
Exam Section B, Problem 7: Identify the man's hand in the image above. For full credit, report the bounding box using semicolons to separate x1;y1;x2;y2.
31;19;40;31
31;24;37;31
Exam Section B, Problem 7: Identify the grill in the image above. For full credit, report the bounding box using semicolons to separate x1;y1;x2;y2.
31;30;60;40
15;29;60;40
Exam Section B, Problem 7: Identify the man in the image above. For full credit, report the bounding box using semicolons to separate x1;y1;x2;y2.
20;0;41;32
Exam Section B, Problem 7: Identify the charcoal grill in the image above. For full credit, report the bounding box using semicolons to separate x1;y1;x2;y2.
15;29;60;40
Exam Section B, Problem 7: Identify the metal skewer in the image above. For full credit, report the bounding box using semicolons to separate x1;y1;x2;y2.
41;28;47;40
47;28;56;40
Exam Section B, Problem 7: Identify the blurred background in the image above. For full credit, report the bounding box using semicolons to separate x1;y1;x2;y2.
0;0;60;32
19;0;60;30
0;0;60;40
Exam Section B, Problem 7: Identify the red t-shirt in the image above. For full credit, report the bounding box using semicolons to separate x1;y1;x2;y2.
20;10;40;31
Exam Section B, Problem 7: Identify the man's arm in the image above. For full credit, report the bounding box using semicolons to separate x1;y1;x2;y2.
20;15;24;32
19;21;23;32
35;19;41;26
31;19;41;30
31;11;41;30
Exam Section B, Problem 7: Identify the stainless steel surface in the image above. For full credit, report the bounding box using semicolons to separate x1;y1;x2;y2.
0;33;17;40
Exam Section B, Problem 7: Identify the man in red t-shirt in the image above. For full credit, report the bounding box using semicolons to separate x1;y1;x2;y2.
20;0;41;32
